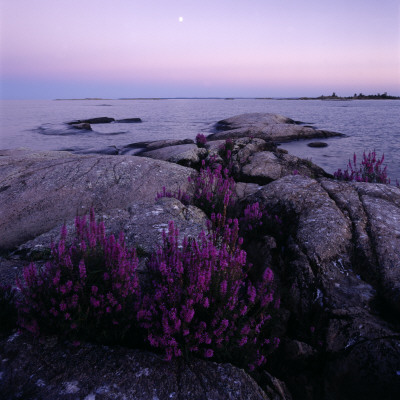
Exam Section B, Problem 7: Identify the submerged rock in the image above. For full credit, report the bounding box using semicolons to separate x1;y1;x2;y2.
208;113;343;142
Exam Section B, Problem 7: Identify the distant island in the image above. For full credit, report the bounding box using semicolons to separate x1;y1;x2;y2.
53;93;400;101
300;92;400;100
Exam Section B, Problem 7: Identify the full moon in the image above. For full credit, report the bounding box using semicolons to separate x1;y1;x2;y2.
179;16;183;22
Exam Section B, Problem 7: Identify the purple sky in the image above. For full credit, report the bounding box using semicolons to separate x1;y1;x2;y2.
1;0;399;99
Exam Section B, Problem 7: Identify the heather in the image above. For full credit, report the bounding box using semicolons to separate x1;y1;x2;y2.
14;139;282;370
16;209;140;344
195;133;207;148
333;150;396;185
15;207;279;369
138;220;279;369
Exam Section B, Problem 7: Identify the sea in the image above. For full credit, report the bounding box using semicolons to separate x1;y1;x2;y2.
1;99;399;183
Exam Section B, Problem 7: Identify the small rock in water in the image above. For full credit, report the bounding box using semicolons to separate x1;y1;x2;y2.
307;142;328;148
70;123;92;131
66;117;115;125
116;118;142;123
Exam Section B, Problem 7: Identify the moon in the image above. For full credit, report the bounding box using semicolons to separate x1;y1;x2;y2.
179;16;183;23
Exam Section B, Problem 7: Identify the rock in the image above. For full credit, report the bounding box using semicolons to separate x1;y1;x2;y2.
323;338;400;400
71;146;119;155
140;143;207;168
241;151;327;184
215;113;297;130
260;372;293;400
0;332;270;400
208;137;328;184
17;197;208;262
0;257;26;287
247;175;400;399
115;118;142;123
235;182;262;200
144;139;194;151
66;117;115;124
307;142;328;148
121;139;195;155
319;179;400;313
0;149;195;251
70;123;92;130
208;113;343;142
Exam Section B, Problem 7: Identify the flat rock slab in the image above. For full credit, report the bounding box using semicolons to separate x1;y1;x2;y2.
0;332;269;400
208;113;343;142
140;144;207;167
0;150;194;251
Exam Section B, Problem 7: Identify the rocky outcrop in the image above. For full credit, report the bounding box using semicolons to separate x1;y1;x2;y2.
0;333;272;400
208;113;343;142
0;149;194;251
246;175;400;400
140;143;208;168
205;137;329;184
17;197;208;261
2;118;399;399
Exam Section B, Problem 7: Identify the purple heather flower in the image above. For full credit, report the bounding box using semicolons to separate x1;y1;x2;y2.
204;349;214;358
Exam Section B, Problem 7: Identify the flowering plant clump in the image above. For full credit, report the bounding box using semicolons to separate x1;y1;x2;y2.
137;221;279;369
195;133;207;148
189;160;237;217
17;209;140;344
156;186;191;205
0;284;18;334
239;202;283;243
157;139;238;216
334;151;390;184
218;138;235;173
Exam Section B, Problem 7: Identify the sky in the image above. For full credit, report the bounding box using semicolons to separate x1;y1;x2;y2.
1;0;399;99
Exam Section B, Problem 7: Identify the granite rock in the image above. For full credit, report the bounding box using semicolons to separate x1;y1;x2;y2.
0;150;195;251
208;113;343;142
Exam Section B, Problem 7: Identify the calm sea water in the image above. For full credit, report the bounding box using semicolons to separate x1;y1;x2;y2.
1;99;399;182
